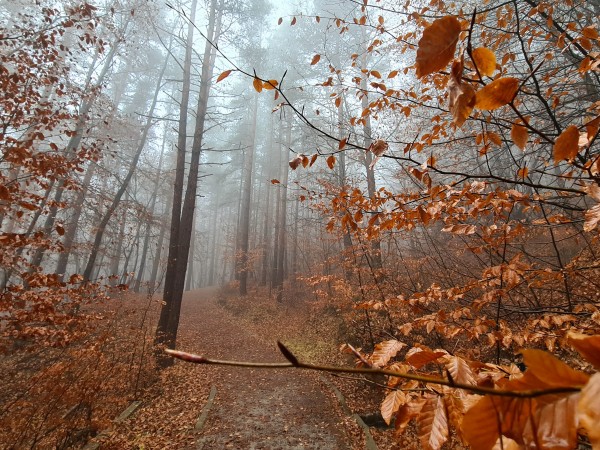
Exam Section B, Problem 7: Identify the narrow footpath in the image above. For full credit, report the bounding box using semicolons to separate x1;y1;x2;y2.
104;288;356;449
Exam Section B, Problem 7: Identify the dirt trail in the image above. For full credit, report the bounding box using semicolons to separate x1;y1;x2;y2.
180;288;351;449
108;288;354;449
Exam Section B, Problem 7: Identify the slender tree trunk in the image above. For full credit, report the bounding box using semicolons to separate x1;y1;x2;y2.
274;119;291;302
360;51;382;270
185;212;197;291
239;94;258;296
260;117;274;286
149;192;172;292
109;207;127;286
134;139;165;292
156;0;221;359
159;0;197;322
29;26;127;270
55;163;96;279
207;185;220;286
121;210;145;285
83;48;169;282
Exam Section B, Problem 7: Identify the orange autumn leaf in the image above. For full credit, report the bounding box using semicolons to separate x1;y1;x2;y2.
487;131;502;147
252;77;263;93
567;332;600;370
517;167;529;178
419;395;449;450
415;16;462;78
289;155;302;170
472;47;497;77
216;70;232;83
370;340;405;367
262;79;278;90
311;54;321;65
326;154;335;169
521;349;590;387
553;125;580;163
584;203;600;232
578;373;600;449
381;390;406;425
447;59;475;127
446;356;476;386
475;77;519;110
510;123;528;150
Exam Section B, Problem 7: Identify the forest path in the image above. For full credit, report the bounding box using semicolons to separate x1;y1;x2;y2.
180;288;351;449
105;287;354;449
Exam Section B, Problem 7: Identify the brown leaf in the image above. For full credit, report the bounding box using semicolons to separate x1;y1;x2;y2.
368;139;389;157
447;60;475;127
216;70;232;83
446;356;476;386
371;339;405;368
277;17;282;25
521;349;590;387
578;373;600;449
472;47;497;77
475;77;519;110
534;392;579;450
338;138;347;150
510;123;528;150
326;155;335;169
270;179;280;184
289;155;302;170
553;125;580;163
415;16;462;78
301;155;309;168
463;396;532;450
405;348;447;369
584;204;600;232
311;54;321;65
585;116;600;142
396;397;427;434
381;390;407;425
253;77;263;93
567;333;600;370
487;131;502;147
419;395;449;450
263;79;278;90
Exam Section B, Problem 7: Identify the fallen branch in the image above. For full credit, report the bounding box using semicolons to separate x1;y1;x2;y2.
165;342;582;399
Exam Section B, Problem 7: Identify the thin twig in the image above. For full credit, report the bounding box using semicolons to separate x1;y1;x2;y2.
165;343;583;399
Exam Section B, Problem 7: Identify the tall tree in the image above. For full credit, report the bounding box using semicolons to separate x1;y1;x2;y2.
155;0;222;361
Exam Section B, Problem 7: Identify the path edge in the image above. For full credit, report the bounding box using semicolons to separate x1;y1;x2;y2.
320;375;379;450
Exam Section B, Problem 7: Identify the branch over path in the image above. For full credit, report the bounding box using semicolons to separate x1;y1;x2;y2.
106;288;355;449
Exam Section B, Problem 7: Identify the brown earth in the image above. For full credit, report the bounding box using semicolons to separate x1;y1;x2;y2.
102;287;360;449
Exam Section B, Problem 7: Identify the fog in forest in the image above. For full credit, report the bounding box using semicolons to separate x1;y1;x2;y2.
2;0;600;448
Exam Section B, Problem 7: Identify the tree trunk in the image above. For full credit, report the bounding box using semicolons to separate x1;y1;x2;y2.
28;25;128;271
360;51;382;270
55;163;96;279
134;138;165;292
239;94;258;296
149;192;172;292
274;119;291;302
82;48;169;282
155;0;221;361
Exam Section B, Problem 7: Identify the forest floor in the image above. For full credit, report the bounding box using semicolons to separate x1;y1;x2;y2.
100;287;367;449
